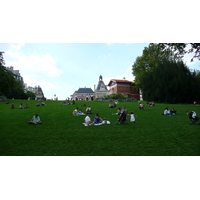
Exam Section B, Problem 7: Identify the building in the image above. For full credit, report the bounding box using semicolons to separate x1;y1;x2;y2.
71;87;95;100
6;66;24;82
95;75;110;98
107;78;140;100
25;85;45;100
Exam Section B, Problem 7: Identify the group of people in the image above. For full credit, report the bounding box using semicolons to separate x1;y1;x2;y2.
36;102;46;106
162;107;176;115
18;103;29;109
72;108;85;115
146;101;155;106
63;100;75;105
109;102;117;108
84;113;108;126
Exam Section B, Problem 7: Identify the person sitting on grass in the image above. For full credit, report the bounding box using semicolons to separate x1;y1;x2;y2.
19;103;23;109
163;107;171;115
86;106;92;114
41;102;46;106
170;108;176;115
84;114;94;126
24;104;29;109
94;113;102;124
10;103;14;109
29;114;41;124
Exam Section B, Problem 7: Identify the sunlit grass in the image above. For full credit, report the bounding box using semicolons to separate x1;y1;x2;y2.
0;99;200;156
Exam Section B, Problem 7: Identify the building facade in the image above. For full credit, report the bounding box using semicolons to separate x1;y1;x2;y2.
71;87;95;100
107;79;140;100
94;75;110;98
25;85;45;100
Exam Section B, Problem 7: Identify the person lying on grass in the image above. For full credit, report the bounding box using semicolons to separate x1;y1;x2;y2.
29;114;42;124
72;108;85;115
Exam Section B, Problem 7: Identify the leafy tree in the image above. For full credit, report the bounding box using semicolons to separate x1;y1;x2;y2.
141;59;199;103
0;52;16;96
25;91;36;98
158;43;200;61
7;79;27;99
132;43;178;88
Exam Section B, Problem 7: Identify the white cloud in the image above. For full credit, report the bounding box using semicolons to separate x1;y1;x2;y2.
5;51;62;77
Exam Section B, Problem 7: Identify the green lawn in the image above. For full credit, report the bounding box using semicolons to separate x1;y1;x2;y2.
0;99;200;156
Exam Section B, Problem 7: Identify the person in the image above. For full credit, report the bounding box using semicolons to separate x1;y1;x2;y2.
139;103;144;110
163;107;171;115
86;106;92;114
109;103;114;108
84;114;93;126
130;111;136;123
19;103;23;109
10;103;14;109
94;113;102;124
41;102;46;106
170;108;176;115
29;114;41;124
116;108;121;115
102;118;108;124
24;104;29;109
72;108;85;115
36;103;40;106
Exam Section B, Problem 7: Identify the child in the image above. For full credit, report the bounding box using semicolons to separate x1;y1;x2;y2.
130;111;136;123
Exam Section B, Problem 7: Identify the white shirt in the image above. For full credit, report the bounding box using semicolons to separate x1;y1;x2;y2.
85;116;91;123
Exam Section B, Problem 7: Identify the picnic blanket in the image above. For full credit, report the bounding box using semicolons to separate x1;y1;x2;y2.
83;121;110;126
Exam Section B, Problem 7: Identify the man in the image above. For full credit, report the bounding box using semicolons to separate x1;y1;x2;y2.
30;114;41;124
84;114;93;126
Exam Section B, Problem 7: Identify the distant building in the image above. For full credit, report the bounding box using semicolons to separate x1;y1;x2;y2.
71;87;95;100
95;75;110;98
6;66;24;82
25;85;45;100
107;78;140;100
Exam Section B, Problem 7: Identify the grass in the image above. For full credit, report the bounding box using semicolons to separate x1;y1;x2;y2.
0;99;200;156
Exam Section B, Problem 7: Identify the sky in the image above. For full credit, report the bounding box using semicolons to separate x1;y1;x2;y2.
1;43;199;100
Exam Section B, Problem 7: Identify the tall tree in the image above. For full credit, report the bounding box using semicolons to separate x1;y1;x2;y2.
132;43;178;88
0;52;16;96
141;59;199;103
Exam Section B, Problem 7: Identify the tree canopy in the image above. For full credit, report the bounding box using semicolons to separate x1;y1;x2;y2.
0;52;17;96
158;43;200;61
140;59;199;103
132;43;200;103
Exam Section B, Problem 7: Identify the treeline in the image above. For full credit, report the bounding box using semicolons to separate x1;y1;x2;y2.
0;52;35;99
132;43;200;103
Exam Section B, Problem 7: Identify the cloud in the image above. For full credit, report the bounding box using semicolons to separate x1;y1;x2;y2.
5;51;62;77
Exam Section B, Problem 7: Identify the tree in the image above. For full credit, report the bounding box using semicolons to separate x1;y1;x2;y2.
158;43;200;61
0;52;17;96
141;59;199;103
132;43;179;88
25;91;36;98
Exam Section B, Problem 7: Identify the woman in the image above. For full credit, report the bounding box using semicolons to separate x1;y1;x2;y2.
94;113;102;124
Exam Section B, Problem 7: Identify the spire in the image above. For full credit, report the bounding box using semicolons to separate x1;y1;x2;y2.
99;75;103;81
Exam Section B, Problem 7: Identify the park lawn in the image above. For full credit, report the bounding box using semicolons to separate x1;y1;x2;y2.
0;99;200;156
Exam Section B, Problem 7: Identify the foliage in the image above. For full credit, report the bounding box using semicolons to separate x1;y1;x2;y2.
158;43;200;61
26;91;36;98
0;52;17;96
132;43;179;88
1;100;200;156
140;59;199;103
